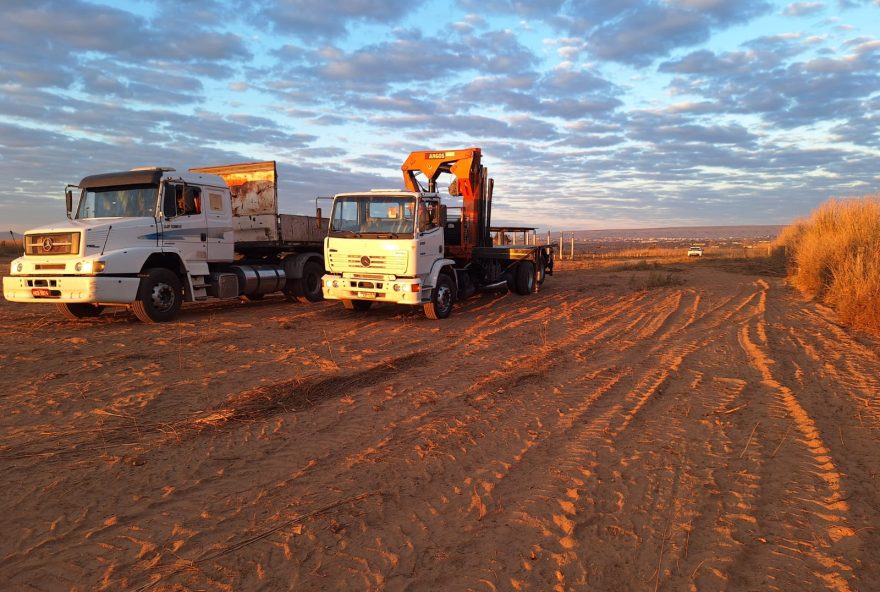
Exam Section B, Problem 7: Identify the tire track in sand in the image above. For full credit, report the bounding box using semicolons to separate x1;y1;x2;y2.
729;278;857;591
398;277;766;590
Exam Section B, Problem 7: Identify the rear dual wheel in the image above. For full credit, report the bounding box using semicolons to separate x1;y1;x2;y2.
285;260;324;303
536;253;547;286
512;261;536;295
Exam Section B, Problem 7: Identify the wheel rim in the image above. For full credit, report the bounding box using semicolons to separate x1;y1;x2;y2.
150;282;176;313
436;283;452;312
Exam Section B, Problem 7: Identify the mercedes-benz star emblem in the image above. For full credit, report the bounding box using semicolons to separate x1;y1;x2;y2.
41;237;54;252
360;256;371;267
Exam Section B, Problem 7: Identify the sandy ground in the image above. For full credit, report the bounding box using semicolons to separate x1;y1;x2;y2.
0;260;878;591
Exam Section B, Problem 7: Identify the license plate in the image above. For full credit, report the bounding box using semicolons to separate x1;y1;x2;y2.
358;291;376;299
31;288;53;298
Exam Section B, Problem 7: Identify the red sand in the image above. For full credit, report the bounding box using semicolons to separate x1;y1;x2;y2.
1;261;877;591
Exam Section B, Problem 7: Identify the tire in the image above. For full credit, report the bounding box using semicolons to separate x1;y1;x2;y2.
506;271;517;293
132;268;183;323
514;261;536;295
423;273;455;319
56;303;104;320
342;299;372;311
293;261;324;304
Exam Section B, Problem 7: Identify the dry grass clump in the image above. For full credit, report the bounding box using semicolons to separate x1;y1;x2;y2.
645;271;685;289
776;196;880;334
0;240;22;257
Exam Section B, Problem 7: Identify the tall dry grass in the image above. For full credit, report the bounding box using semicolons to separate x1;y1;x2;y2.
0;240;23;257
776;196;880;334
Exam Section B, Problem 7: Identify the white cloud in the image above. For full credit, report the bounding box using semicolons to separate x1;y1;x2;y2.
782;2;826;17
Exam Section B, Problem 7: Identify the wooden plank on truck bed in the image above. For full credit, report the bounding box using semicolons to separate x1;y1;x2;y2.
190;161;278;219
473;245;543;260
234;214;277;242
191;161;279;242
279;214;328;244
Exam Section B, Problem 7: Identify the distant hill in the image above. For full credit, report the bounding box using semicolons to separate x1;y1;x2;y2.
568;225;782;241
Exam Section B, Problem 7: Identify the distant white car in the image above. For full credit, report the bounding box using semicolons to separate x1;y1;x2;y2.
687;246;704;257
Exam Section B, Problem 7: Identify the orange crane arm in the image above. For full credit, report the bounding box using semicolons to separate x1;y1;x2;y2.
401;148;492;255
401;148;482;193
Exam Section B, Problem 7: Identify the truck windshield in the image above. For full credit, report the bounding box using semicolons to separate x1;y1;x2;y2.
330;195;415;236
77;184;158;219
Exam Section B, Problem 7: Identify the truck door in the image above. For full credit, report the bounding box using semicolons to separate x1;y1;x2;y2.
160;183;208;262
203;187;234;261
417;197;444;273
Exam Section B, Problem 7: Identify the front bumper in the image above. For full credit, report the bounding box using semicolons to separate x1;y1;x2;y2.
321;274;427;305
3;275;141;304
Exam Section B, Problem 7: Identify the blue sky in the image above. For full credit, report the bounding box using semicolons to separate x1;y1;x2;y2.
1;0;878;232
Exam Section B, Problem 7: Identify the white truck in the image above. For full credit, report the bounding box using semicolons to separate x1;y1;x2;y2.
321;148;553;318
3;161;326;322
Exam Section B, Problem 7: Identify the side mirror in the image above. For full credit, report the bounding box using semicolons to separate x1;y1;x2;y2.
316;207;322;229
65;189;73;218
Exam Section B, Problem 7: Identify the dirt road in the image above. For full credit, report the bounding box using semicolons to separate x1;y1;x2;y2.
1;261;878;591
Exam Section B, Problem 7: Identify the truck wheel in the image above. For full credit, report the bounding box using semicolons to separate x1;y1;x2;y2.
56;303;104;320
424;273;454;319
342;299;372;311
294;261;324;304
536;254;547;285
514;261;536;295
132;268;182;323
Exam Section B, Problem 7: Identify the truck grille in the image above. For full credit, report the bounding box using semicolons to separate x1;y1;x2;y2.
329;251;408;274
25;232;81;256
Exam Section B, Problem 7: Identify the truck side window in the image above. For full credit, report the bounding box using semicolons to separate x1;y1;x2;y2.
208;192;224;212
183;186;202;215
165;184;202;217
419;200;440;233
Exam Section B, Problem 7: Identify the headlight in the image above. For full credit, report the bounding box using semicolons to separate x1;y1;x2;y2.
78;260;106;273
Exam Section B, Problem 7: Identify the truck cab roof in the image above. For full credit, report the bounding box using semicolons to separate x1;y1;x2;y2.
78;168;226;190
334;190;439;199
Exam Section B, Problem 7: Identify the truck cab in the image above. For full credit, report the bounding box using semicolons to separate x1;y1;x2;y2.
322;190;452;315
3;168;233;320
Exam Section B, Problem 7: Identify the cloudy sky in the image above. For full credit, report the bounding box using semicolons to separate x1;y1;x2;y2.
1;0;878;232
